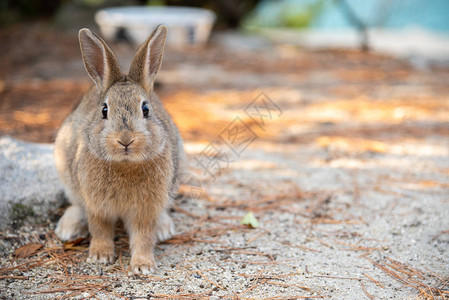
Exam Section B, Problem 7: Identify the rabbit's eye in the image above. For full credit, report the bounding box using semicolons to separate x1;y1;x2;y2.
102;103;108;119
142;102;149;118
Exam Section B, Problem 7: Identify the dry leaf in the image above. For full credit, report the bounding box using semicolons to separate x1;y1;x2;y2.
241;212;259;228
13;243;43;259
63;237;88;250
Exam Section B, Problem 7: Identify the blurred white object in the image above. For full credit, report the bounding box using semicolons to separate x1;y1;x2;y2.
95;6;216;48
255;27;449;67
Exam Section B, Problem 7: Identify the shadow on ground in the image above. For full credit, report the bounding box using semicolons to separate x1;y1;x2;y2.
0;22;448;299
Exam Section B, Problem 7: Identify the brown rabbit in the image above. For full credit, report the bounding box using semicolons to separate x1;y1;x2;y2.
54;25;186;274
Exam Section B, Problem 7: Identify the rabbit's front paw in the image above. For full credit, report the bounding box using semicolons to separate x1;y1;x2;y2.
130;255;157;275
87;241;115;264
55;205;88;241
156;211;175;242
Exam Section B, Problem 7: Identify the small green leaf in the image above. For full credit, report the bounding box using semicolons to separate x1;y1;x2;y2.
241;212;259;228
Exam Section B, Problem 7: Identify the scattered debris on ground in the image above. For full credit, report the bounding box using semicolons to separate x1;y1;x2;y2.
0;22;448;299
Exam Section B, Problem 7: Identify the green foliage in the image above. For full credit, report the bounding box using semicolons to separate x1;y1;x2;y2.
0;0;62;24
147;0;166;6
79;0;109;6
283;9;314;28
243;0;325;29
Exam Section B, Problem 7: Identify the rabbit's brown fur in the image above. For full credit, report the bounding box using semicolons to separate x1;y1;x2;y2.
54;26;184;274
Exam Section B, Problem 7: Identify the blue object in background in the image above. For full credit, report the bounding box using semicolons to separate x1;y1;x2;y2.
246;0;449;34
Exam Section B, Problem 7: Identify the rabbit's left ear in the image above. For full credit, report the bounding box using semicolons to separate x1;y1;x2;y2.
128;25;167;95
79;28;122;94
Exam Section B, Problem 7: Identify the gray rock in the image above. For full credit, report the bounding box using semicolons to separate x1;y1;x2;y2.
0;136;64;230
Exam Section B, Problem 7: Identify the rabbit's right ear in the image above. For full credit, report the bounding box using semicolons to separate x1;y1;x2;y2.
79;28;122;93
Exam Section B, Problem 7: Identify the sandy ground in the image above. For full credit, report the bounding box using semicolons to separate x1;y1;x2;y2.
0;23;448;299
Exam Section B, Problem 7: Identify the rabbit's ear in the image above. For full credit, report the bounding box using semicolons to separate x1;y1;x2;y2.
128;25;167;94
79;28;122;93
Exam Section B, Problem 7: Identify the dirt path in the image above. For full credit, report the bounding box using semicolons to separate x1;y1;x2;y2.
0;24;448;299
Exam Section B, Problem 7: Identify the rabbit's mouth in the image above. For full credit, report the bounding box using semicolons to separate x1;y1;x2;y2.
104;130;163;163
118;140;134;157
104;143;143;162
103;132;147;162
116;147;141;160
112;152;143;163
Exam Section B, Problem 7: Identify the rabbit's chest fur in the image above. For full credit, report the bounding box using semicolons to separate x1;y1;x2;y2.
76;144;174;218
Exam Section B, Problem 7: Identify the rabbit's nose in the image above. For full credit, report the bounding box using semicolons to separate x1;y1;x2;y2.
117;131;134;150
117;139;134;151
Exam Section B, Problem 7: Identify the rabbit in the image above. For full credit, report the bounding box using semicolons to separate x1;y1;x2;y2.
54;25;187;274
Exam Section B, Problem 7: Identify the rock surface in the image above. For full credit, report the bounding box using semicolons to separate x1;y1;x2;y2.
0;136;63;229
